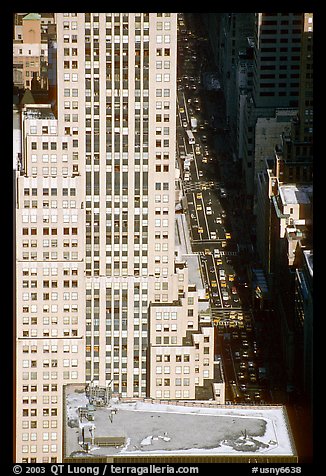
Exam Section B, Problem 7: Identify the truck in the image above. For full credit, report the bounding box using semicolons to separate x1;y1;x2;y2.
190;117;197;132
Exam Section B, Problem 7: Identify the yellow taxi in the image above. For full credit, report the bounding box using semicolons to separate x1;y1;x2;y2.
198;227;203;234
225;232;231;239
196;192;202;199
211;280;217;288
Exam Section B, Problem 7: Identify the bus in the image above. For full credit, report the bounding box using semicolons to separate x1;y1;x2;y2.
186;130;195;145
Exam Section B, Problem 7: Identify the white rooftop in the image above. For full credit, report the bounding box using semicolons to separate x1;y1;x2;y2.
279;185;312;206
64;385;296;459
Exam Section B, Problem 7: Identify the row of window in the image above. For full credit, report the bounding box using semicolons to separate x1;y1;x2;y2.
22;291;79;300
30;141;72;150
21;252;79;260
22;227;78;234
22;344;79;353
24;188;76;196
22;304;78;313
24;279;78;288
24;200;77;208
21;331;78;339
21;444;58;455
28;167;77;177
155;389;192;399
21;268;78;276
22;359;79;368
21;433;57;441
21;371;78;381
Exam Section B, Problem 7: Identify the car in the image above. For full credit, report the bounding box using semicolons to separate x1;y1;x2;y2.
196;192;202;199
228;319;236;326
225;232;231;239
216;258;222;266
179;107;184;113
209;266;215;273
213;249;220;258
239;384;247;392
221;281;227;288
237;372;245;380
211;280;217;288
242;350;249;358
215;217;222;224
249;373;257;383
244;394;251;402
196;203;202;210
198;227;203;234
231;286;237;295
231;331;239;339
199;170;203;177
234;351;240;360
206;206;212;215
202;157;208;163
183;121;188;128
222;290;229;300
239;362;247;370
242;340;249;348
210;231;217;240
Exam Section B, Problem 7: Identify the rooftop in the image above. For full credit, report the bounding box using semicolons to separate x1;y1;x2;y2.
304;249;313;277
64;384;296;460
279;184;312;206
23;13;41;21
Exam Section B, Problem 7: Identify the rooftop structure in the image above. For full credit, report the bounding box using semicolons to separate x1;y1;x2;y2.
63;384;297;463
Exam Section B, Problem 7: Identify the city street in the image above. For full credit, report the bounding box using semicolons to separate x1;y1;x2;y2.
176;14;268;404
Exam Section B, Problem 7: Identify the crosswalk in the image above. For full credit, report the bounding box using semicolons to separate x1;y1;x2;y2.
211;308;253;323
183;180;220;193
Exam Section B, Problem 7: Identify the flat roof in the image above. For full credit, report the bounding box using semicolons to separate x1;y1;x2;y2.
279;185;312;206
64;384;296;459
304;249;313;277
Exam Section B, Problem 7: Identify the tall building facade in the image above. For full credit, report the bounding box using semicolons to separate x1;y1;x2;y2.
242;13;304;205
15;13;215;463
15;103;86;463
54;12;179;395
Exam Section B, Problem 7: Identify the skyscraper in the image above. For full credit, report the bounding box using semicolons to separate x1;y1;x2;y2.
242;13;304;204
15;13;215;463
55;11;185;394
